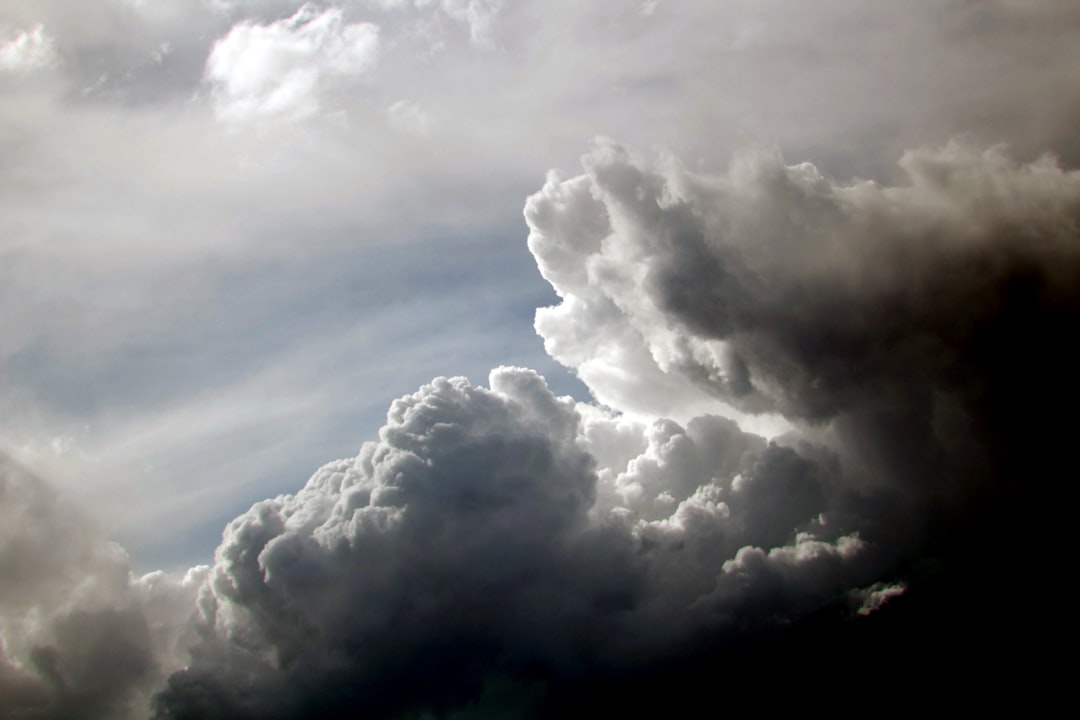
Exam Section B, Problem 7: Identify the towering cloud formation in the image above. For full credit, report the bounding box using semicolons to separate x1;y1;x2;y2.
149;139;1080;716
525;139;1080;701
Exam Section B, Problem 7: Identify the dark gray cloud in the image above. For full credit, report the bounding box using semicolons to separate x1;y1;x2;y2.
151;368;877;718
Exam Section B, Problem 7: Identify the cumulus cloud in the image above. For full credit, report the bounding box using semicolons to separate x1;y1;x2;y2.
5;1;1080;716
205;4;379;123
0;455;202;720
526;139;1080;481
9;134;1080;716
150;367;878;717
522;138;1080;700
5;108;1079;715
439;0;502;45
0;133;1043;717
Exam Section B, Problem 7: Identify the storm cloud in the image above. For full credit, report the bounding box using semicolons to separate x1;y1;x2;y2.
4;1;1080;718
150;138;1080;716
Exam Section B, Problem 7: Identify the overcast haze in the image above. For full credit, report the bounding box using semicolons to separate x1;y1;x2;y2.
2;1;1079;718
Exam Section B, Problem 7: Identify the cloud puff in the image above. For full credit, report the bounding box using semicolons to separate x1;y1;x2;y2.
151;368;872;718
205;4;379;123
0;24;59;73
0;455;203;720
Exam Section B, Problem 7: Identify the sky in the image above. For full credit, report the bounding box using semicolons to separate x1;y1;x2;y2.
2;1;1080;718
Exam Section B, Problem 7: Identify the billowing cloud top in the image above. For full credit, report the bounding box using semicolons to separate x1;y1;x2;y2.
151;367;872;718
527;139;1080;426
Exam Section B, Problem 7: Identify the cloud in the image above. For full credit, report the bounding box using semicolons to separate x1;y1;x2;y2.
526;138;1080;470
523;137;1080;701
0;24;59;73
9;132;1074;716
4;2;1080;716
150;367;876;718
385;98;432;136
439;0;502;45
205;4;379;123
0;455;203;720
852;581;906;616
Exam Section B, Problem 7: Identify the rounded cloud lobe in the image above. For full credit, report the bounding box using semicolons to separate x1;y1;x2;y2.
205;4;379;123
152;368;875;718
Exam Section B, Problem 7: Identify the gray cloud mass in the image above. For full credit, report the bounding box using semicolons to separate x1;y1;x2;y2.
151;137;1080;716
3;0;1080;718
150;369;872;718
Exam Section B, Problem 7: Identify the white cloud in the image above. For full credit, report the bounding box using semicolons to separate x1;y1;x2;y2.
0;24;59;73
205;4;379;123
